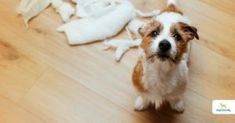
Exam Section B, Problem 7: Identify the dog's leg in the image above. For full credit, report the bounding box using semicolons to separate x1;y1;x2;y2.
169;96;185;112
181;42;191;66
134;96;150;111
155;99;163;110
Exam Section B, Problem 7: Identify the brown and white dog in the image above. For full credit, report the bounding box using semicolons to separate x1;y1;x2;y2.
132;0;199;112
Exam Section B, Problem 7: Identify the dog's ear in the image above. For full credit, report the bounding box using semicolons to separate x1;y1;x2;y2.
184;25;199;40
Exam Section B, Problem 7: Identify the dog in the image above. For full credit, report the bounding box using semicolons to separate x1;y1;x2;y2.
132;0;199;112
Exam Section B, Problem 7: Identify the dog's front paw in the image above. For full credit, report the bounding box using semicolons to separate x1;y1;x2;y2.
134;96;149;111
155;100;162;110
170;100;185;112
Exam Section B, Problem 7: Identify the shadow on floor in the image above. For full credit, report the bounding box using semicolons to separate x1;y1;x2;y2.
137;102;184;123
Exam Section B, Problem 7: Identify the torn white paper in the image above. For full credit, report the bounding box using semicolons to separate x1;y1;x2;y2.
127;19;146;38
56;2;75;22
76;0;117;18
135;9;160;18
17;0;51;27
104;39;142;61
51;0;63;8
58;1;136;45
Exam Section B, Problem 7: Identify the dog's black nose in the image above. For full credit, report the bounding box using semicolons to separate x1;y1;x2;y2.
159;40;171;52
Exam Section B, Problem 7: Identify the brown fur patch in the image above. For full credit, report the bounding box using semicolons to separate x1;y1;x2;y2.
132;57;145;92
174;22;199;41
161;4;183;15
139;20;162;55
170;22;199;63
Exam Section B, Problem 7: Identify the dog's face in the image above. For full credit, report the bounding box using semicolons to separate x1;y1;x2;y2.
139;13;199;63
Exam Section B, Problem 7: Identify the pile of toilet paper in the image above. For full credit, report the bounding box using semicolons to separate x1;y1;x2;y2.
17;0;160;61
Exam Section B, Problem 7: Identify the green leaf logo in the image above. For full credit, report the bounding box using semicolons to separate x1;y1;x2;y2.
220;103;227;109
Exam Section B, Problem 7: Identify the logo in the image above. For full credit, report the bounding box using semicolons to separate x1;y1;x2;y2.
216;102;231;112
212;100;235;115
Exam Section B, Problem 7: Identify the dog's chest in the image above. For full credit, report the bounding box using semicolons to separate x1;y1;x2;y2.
143;61;187;96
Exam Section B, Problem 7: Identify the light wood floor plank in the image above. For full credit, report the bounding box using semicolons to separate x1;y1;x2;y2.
18;69;158;123
199;0;235;16
0;95;46;123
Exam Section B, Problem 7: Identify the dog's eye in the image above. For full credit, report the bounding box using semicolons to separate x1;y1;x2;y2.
150;30;159;37
173;33;181;41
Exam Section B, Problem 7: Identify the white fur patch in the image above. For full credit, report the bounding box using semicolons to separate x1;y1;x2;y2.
156;12;191;25
134;96;149;111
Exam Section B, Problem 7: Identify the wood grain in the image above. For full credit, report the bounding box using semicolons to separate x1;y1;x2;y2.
0;0;235;123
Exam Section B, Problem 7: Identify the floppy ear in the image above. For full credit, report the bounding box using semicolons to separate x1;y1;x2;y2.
184;26;199;40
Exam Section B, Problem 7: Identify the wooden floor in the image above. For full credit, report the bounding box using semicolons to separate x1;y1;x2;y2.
0;0;235;123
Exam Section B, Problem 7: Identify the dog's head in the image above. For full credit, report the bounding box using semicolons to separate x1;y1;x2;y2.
139;4;199;63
